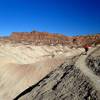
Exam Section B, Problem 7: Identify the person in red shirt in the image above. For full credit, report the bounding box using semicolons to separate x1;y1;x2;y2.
83;45;90;54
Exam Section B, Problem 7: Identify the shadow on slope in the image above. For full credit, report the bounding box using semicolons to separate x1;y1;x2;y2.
14;57;100;100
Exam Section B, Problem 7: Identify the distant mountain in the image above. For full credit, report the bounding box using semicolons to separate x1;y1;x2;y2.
0;31;100;47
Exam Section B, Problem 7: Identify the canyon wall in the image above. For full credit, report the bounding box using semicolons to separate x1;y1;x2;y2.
0;31;100;46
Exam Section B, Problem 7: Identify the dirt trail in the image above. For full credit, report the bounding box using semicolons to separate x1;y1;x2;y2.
75;47;100;92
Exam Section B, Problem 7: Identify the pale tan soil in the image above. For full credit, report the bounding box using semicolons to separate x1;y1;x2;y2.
0;43;84;100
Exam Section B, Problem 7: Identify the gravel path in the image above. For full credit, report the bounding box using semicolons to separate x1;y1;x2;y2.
75;47;100;92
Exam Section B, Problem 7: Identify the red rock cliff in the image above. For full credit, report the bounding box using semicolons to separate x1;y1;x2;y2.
0;31;100;47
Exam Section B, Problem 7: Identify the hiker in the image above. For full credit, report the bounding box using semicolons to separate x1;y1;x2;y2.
83;45;90;54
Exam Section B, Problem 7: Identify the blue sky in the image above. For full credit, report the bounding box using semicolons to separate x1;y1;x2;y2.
0;0;100;36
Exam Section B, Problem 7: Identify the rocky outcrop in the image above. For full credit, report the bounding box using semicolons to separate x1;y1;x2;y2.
0;31;100;47
9;32;71;45
14;57;100;100
10;32;100;46
87;56;100;76
87;47;100;76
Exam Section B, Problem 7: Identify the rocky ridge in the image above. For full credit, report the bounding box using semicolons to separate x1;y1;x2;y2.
0;31;100;47
87;47;100;76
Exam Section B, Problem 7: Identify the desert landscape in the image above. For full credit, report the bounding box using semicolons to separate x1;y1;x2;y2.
0;0;100;99
0;32;100;100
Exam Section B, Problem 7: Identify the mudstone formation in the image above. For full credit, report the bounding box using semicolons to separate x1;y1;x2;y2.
0;31;100;47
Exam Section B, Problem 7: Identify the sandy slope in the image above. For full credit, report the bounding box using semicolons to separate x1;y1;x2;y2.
0;43;84;100
0;57;66;100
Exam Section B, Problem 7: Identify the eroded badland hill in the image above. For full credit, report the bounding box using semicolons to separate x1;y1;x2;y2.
0;31;100;100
